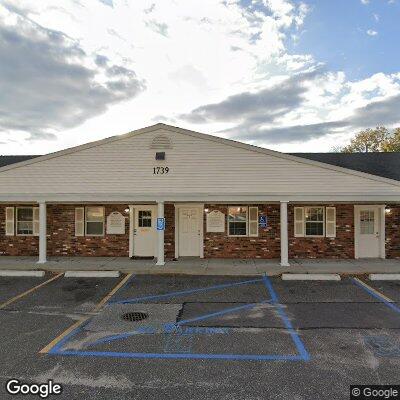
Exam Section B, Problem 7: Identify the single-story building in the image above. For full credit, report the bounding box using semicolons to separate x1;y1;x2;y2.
0;123;399;266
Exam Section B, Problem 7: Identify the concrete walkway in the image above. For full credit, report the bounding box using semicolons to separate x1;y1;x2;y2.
0;256;399;276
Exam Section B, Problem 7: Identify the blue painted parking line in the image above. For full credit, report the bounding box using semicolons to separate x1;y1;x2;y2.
262;275;310;361
51;349;306;361
177;300;271;326
49;324;86;354
352;278;400;315
85;302;269;348
47;275;310;362
109;278;263;304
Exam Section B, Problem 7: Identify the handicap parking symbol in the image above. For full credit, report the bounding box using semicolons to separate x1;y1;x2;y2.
157;218;165;230
259;215;267;228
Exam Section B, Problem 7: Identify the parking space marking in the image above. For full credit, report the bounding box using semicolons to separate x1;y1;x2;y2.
353;278;400;314
45;275;311;362
39;273;133;354
109;278;263;304
82;299;270;349
262;275;310;361
177;300;271;326
0;272;63;310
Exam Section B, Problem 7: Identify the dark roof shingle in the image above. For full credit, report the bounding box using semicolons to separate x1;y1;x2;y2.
0;155;41;168
290;152;400;182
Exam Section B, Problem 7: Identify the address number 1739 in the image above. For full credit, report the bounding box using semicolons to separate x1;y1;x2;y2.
153;167;169;174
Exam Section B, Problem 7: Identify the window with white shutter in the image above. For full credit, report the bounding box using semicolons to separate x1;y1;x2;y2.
75;207;85;236
16;207;34;236
33;207;40;236
325;207;336;238
249;207;258;237
5;207;14;236
294;207;305;237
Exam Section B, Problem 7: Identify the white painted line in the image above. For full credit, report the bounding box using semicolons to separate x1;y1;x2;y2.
64;271;120;278
354;277;394;303
0;270;45;277
282;273;341;281
369;274;400;281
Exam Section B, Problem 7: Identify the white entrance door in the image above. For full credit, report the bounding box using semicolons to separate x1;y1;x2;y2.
134;206;157;257
179;208;200;257
357;206;381;258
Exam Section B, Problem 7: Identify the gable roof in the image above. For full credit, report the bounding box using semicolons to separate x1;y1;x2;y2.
3;150;400;182
0;123;400;190
291;152;400;182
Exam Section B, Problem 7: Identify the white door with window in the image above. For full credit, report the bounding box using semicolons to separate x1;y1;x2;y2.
178;208;200;256
356;206;381;258
134;206;157;257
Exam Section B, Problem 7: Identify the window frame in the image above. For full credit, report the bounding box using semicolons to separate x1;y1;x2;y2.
227;206;259;237
304;206;325;237
228;206;248;237
15;206;34;236
138;210;153;228
85;206;105;237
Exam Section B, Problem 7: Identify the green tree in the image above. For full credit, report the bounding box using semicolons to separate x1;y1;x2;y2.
381;128;400;152
341;126;391;153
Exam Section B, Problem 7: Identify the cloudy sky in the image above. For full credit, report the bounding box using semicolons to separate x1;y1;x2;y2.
0;0;400;155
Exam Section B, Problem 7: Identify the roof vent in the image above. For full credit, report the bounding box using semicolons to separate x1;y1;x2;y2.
150;135;172;149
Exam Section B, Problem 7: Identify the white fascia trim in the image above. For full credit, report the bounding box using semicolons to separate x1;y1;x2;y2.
1;194;400;203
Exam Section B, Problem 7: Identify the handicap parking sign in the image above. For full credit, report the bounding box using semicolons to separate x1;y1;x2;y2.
259;215;267;228
157;218;165;231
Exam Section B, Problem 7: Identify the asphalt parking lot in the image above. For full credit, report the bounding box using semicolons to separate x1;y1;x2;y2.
0;273;399;399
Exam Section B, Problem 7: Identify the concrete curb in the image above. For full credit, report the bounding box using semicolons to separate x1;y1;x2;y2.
282;273;341;281
369;274;400;281
0;270;45;277
64;271;120;278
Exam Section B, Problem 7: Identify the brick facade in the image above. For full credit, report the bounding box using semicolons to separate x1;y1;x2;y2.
204;204;281;259
0;203;399;259
0;204;39;256
288;204;355;259
0;204;175;258
164;204;175;259
385;204;400;259
48;204;129;257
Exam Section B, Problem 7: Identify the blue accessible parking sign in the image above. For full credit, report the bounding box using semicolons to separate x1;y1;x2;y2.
156;218;165;231
259;215;267;228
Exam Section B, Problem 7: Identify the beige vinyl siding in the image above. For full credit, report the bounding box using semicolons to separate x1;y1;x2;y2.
0;129;400;196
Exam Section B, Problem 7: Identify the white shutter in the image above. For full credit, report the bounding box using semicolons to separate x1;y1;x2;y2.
75;207;85;236
33;207;40;236
326;207;336;238
5;207;15;236
249;207;258;237
294;207;305;237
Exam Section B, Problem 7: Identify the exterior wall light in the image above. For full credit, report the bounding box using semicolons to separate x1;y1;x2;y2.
124;207;130;214
385;208;392;215
204;208;209;213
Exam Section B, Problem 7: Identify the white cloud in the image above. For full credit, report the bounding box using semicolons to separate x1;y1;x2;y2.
0;0;399;154
367;29;378;36
361;0;370;4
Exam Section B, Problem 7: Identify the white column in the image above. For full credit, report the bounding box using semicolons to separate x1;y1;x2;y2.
38;202;47;264
128;205;134;258
156;201;165;266
280;201;289;267
380;205;386;259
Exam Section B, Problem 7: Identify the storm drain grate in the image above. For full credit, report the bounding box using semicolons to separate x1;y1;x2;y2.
121;312;149;322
